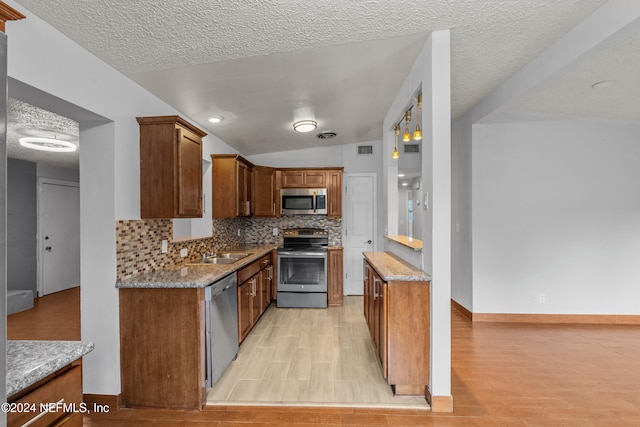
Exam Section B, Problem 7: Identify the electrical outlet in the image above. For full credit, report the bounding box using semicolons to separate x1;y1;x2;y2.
237;229;241;237
161;240;168;253
273;227;279;236
180;248;188;258
539;294;546;303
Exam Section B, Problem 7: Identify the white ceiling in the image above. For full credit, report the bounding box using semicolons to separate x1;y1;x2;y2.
12;0;639;166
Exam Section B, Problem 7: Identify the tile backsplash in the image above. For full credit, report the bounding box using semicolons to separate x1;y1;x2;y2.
246;216;342;246
116;215;342;280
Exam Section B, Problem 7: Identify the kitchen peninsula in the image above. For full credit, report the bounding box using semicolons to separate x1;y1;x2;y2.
362;251;430;397
116;244;276;410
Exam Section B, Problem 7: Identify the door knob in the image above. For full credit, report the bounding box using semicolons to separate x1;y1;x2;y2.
365;240;372;244
45;246;52;252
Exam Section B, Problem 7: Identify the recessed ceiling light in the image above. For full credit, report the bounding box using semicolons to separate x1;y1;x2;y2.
293;120;317;133
398;174;405;177
591;80;614;90
19;137;77;152
401;182;408;186
208;116;223;123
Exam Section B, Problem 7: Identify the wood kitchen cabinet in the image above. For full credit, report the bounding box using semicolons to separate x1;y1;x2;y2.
280;169;327;188
236;254;273;343
7;362;83;427
327;170;342;217
138;116;207;218
211;154;254;218
328;247;344;306
253;166;277;217
119;288;206;409
363;259;430;395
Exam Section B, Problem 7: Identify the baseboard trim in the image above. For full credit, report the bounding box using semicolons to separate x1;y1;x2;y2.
84;393;122;412
451;299;472;321
472;313;640;325
425;388;453;413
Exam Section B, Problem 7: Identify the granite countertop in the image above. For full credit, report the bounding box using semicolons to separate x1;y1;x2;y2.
116;244;278;289
363;251;430;282
6;340;95;398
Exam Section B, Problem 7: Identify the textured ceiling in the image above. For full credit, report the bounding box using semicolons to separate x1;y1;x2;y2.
12;0;609;157
517;26;640;121
7;99;79;170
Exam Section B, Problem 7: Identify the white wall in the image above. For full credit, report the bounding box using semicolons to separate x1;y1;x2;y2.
37;163;79;182
473;119;640;314
382;31;452;403
6;0;238;396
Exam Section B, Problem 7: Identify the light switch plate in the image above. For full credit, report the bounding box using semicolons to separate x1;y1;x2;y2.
161;240;168;253
180;248;188;257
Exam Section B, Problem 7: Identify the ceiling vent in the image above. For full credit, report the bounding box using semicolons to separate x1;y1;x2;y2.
404;144;420;153
357;144;373;155
316;131;337;140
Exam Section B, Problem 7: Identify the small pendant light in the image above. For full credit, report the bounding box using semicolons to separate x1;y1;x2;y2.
402;110;411;142
392;125;400;159
413;93;422;141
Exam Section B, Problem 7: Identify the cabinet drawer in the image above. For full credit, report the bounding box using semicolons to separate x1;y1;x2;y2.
237;258;261;284
8;365;82;427
259;254;271;269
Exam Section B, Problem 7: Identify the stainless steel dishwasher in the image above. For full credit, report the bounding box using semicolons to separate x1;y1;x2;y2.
204;273;239;388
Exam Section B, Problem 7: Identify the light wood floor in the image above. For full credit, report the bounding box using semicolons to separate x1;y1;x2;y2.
8;287;640;426
207;297;428;408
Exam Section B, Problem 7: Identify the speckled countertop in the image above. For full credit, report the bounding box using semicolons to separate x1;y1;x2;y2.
116;244;278;288
6;340;94;398
363;251;430;282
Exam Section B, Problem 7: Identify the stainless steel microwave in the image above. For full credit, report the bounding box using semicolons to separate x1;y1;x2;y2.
280;188;327;215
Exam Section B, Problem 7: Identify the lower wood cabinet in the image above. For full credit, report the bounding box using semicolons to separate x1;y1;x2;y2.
7;363;83;427
237;253;273;343
119;288;206;410
328;247;344;306
363;259;430;395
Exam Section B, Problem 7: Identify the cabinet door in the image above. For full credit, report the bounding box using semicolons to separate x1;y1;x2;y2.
328;248;343;306
176;126;203;217
238;281;252;343
236;162;251;216
377;279;388;378
303;170;326;187
261;265;272;312
327;170;342;218
281;170;305;187
253;167;276;216
251;274;262;325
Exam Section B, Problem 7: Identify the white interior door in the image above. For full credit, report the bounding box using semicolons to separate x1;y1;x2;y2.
344;174;376;295
39;179;80;296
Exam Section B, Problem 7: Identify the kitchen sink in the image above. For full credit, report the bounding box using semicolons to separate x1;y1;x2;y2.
189;252;252;265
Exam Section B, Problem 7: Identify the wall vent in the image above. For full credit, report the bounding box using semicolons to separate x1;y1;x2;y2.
357;145;374;155
404;144;420;153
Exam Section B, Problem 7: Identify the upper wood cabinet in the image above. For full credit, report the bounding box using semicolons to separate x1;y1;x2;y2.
281;169;327;188
253;166;277;217
211;155;254;218
138;116;207;219
327;170;342;217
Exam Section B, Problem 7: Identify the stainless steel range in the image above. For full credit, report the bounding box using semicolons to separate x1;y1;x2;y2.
277;228;328;308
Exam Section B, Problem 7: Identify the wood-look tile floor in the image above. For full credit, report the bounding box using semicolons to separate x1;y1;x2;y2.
206;297;429;408
10;286;640;425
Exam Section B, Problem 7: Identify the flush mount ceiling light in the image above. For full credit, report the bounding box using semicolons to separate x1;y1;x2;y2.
293;120;317;133
19;137;77;152
208;115;223;123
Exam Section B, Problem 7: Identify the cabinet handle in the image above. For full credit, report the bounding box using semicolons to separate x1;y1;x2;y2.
22;398;65;426
273;203;276;215
373;277;380;300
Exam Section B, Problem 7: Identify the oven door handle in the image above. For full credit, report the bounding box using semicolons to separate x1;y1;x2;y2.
277;251;327;257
